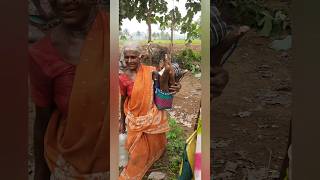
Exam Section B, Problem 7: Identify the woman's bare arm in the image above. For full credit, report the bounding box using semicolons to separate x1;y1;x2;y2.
120;95;127;133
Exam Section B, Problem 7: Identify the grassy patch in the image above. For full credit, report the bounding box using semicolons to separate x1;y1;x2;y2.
120;39;201;46
150;118;186;180
174;48;201;74
151;39;201;46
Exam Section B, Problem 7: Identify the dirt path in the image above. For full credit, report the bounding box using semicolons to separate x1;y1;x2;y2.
169;72;202;135
211;31;292;179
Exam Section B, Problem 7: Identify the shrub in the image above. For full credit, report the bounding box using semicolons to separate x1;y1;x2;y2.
224;0;291;37
174;48;201;74
151;118;186;179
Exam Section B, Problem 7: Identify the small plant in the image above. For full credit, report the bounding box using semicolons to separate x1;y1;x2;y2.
151;118;185;179
174;48;201;74
119;35;127;40
166;118;185;175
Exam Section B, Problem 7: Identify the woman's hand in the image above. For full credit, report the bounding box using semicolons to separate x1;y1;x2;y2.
211;66;229;99
169;82;182;95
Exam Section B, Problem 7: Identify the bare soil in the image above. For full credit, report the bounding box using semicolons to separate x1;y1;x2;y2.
211;30;292;179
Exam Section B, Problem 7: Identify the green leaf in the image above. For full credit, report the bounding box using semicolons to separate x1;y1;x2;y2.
260;10;273;19
275;10;287;21
230;0;238;7
257;17;265;26
259;16;273;37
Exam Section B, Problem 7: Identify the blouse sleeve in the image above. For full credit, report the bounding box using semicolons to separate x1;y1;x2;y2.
119;74;127;96
29;53;53;107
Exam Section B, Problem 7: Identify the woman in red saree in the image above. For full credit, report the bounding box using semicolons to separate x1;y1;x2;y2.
29;0;110;179
119;44;181;179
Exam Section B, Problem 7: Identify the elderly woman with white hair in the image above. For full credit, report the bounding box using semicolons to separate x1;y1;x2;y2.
118;43;181;179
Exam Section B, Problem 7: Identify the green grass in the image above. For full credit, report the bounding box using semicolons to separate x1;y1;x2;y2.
175;48;202;73
151;39;201;45
120;39;201;46
149;118;186;180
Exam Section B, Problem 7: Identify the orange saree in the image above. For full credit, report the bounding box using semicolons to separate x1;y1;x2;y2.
119;65;170;180
43;11;110;179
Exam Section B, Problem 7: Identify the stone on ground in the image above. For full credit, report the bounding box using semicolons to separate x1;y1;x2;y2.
148;172;167;180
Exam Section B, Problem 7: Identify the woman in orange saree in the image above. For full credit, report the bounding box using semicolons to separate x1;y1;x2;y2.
29;1;110;179
119;45;181;179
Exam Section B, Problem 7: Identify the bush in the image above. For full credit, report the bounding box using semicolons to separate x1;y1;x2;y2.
174;48;201;74
224;0;291;37
151;118;185;179
166;118;186;178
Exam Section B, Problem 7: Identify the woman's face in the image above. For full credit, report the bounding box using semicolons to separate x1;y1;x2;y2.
50;0;96;27
124;50;141;71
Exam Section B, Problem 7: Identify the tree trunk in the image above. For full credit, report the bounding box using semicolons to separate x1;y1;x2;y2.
147;22;152;42
170;23;174;52
170;0;174;54
147;4;152;43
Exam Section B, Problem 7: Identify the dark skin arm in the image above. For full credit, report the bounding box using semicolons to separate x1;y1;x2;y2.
159;54;182;94
169;82;182;94
33;106;53;180
158;54;174;92
119;95;127;133
210;27;249;99
213;26;250;66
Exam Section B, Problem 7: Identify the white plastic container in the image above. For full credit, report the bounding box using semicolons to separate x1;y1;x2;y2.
119;133;128;167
